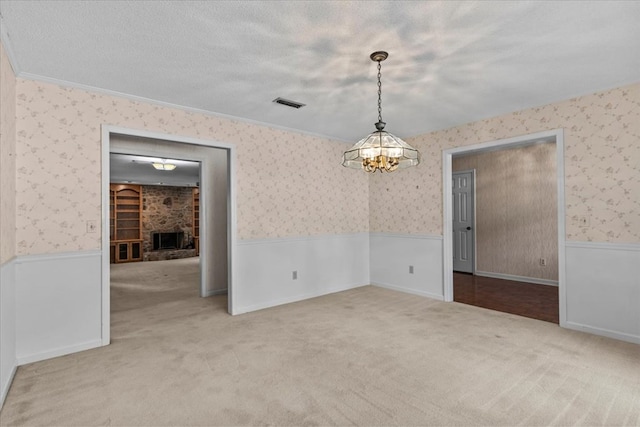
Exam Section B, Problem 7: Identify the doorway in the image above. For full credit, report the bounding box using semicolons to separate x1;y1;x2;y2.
443;129;566;326
101;126;238;346
452;170;475;274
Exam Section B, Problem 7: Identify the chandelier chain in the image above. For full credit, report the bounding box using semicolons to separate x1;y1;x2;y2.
377;60;382;123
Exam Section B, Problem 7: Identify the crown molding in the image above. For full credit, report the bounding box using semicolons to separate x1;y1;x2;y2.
0;13;22;75
15;69;353;145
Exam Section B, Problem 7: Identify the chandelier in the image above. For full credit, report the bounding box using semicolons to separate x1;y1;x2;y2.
342;51;420;173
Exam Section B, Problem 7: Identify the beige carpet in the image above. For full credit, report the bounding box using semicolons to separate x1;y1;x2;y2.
1;258;639;426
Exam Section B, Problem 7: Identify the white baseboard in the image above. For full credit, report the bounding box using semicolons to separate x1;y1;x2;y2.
564;321;640;345
203;288;228;297
0;361;16;410
475;270;558;286
371;281;444;301
234;282;368;315
17;339;103;366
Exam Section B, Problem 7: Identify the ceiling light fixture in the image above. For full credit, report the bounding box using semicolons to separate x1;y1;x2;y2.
152;160;177;171
342;51;420;173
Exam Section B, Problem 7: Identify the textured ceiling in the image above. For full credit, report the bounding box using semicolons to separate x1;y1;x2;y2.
1;1;639;142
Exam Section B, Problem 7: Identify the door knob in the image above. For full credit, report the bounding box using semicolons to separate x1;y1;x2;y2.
466;226;471;230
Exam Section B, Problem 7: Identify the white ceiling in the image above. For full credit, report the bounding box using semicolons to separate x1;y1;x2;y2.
1;1;639;142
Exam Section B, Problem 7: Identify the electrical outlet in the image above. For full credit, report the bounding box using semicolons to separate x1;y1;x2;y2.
540;258;547;266
86;220;97;233
292;271;297;280
409;265;414;274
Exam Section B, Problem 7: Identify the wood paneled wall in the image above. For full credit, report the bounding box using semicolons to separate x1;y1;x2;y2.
453;142;558;281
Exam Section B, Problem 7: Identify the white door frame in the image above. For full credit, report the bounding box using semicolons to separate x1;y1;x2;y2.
100;125;238;346
442;129;566;327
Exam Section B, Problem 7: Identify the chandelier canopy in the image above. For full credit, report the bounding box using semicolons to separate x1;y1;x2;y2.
342;51;420;173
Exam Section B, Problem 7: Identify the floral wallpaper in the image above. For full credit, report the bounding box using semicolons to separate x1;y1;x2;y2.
14;79;369;255
8;49;639;257
370;82;640;243
0;43;17;263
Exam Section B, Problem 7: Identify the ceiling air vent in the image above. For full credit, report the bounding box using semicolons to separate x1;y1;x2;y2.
273;97;306;109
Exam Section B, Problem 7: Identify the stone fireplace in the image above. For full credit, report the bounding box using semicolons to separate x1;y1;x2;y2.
142;185;197;261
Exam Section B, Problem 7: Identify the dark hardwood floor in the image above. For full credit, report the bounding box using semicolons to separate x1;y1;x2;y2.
453;273;559;324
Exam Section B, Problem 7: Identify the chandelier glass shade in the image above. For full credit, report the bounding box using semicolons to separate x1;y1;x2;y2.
342;127;420;173
342;51;420;173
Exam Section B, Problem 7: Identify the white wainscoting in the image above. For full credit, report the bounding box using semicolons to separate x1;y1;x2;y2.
1;258;17;409
235;233;370;314
565;241;640;344
4;237;637;393
14;251;103;365
370;233;444;300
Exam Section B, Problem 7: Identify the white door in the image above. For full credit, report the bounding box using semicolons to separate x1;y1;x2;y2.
452;171;474;273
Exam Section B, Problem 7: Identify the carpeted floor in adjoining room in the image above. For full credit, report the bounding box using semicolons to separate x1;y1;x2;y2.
1;258;639;426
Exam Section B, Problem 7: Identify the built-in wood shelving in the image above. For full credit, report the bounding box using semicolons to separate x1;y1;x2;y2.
193;187;200;256
110;184;143;263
